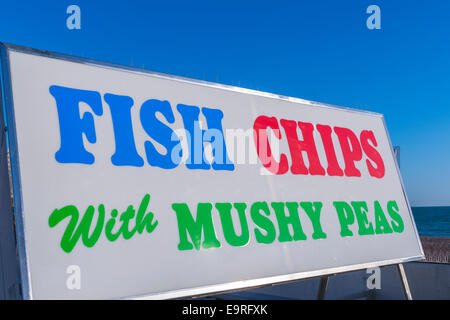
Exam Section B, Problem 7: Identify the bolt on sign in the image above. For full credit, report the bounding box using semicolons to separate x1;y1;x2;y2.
0;43;424;299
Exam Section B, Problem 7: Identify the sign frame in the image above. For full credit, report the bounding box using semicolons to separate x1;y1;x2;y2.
0;42;425;300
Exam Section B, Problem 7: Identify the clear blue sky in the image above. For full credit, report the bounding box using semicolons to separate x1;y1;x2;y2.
0;0;449;206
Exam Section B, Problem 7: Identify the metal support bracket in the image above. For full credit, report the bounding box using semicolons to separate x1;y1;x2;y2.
316;276;329;300
397;263;412;300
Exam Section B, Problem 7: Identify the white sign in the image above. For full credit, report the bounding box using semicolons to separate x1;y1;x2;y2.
1;44;424;299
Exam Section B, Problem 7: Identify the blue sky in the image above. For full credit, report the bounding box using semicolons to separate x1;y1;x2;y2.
0;0;449;206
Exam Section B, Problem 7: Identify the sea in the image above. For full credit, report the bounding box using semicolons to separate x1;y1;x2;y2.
411;206;450;238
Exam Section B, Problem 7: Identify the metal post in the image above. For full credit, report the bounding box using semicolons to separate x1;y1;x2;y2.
397;263;412;300
317;276;329;300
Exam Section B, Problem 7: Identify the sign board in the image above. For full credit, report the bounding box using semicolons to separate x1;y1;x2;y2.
0;44;424;299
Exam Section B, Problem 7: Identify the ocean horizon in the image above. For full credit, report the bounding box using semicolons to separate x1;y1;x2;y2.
411;206;450;238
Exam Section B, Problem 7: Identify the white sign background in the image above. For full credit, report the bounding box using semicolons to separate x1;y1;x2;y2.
5;47;423;299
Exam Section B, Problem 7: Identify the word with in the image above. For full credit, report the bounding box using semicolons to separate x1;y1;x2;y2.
49;194;158;253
